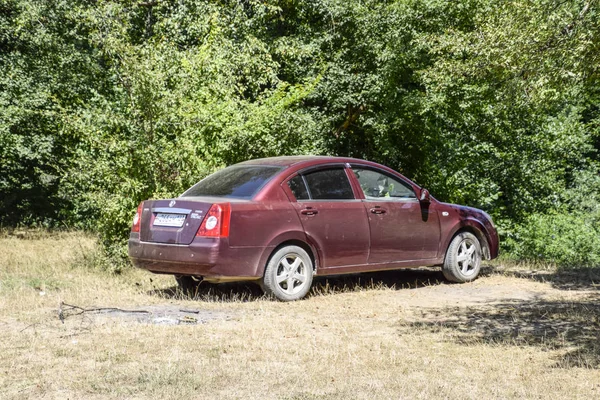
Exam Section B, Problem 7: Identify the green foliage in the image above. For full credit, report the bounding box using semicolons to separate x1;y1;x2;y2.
1;0;599;265
506;211;600;267
506;166;600;267
0;0;106;225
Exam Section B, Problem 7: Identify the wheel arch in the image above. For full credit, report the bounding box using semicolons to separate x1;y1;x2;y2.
445;220;492;261
255;232;319;277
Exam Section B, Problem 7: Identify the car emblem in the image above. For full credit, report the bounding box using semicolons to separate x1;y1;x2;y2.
169;200;176;208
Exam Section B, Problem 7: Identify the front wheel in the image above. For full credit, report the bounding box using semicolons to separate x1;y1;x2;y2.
442;232;482;283
262;245;313;301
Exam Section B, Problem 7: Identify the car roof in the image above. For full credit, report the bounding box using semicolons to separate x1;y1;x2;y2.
237;155;367;167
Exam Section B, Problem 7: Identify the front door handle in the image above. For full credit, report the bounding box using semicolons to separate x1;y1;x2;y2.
370;207;387;214
301;208;319;216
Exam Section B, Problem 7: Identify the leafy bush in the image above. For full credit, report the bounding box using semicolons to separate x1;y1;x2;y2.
506;212;600;268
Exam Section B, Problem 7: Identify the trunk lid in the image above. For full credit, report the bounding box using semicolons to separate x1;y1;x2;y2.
139;199;212;245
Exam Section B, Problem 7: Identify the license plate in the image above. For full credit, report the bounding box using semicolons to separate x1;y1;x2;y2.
153;213;186;227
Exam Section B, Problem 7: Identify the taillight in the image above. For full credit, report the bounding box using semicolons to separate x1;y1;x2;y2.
196;203;231;237
131;202;144;233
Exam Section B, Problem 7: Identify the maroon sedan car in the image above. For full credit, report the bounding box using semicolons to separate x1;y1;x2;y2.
129;156;498;301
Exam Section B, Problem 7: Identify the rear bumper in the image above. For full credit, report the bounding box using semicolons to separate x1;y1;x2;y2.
128;233;269;281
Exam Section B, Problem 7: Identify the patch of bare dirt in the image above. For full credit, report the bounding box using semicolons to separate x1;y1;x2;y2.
58;303;234;326
392;274;591;308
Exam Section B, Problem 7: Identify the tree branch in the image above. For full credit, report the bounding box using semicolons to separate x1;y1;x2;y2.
58;301;151;323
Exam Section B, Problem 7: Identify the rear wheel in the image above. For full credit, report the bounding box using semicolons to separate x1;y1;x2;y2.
175;275;202;295
442;232;482;283
263;245;313;301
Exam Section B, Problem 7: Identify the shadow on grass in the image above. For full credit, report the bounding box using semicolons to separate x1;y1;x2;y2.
147;268;448;302
489;264;600;291
148;281;266;303
403;297;600;368
310;268;446;296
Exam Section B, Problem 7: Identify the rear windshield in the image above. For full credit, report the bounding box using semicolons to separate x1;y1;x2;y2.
182;165;283;199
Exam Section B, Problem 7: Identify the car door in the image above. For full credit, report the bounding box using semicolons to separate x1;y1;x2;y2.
351;166;441;263
284;166;370;269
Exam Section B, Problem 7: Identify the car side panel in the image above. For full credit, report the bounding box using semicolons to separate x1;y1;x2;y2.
253;230;318;277
436;205;499;260
315;257;444;276
227;201;301;247
362;199;441;262
290;200;371;268
345;162;442;263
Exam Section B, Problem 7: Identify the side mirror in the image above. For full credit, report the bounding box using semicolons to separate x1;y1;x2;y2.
419;188;431;203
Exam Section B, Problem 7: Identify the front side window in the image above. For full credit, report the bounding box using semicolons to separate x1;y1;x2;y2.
352;168;416;200
182;165;282;199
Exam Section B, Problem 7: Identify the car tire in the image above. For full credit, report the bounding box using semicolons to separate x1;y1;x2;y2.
442;232;482;283
175;275;202;295
263;245;313;301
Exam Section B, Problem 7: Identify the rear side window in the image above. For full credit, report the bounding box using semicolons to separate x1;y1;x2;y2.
303;168;354;200
182;165;282;199
288;175;310;200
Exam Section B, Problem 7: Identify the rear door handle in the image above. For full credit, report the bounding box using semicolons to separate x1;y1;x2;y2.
301;208;319;216
370;207;387;214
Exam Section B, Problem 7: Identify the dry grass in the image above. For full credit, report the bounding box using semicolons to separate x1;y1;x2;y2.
1;231;599;399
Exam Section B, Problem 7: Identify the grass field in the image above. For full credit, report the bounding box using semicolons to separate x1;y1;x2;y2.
1;231;599;399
